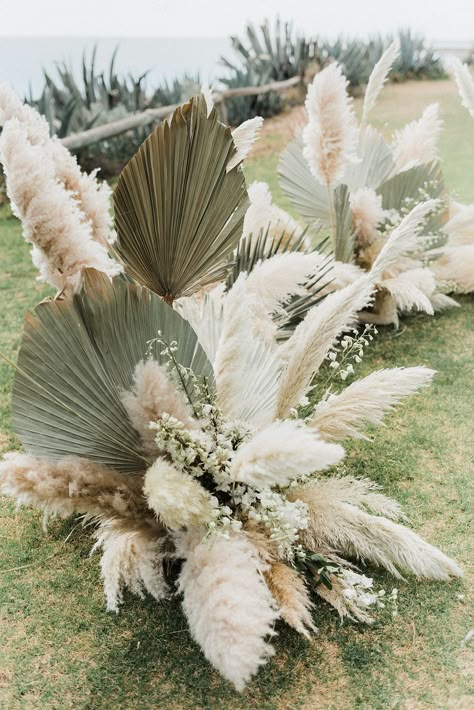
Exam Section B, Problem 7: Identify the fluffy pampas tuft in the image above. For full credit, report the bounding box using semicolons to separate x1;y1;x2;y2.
230;420;345;489
362;40;400;123
227;116;264;172
303;63;359;186
92;519;168;612
392;103;443;171
265;561;316;637
242;181;305;247
176;530;279;691
310;366;435;441
450;57;474;119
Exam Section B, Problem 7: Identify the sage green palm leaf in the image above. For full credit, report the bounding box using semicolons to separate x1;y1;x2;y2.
12;271;213;474
377;161;447;240
278;133;330;225
343;126;394;191
114;95;249;301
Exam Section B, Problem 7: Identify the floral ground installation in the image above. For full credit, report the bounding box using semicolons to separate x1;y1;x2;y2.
0;87;463;691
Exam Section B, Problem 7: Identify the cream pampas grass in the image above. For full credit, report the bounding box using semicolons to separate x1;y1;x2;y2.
176;530;279;691
291;481;462;580
0;85;115;250
275;275;375;419
349;187;389;246
371;199;439;279
265;561;316;637
429;245;474;294
230;420;344;489
362;40;400;123
92;519;167;612
144;458;215;530
311;366;435;441
242;181;305;246
303;63;359;187
227;116;264;172
0;452;147;522
450;57;474;119
383;269;436;314
392;103;443;171
121;360;195;454
0;119;120;291
214;273;283;427
444;201;474;246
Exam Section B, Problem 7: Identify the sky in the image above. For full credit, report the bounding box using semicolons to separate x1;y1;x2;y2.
1;0;473;41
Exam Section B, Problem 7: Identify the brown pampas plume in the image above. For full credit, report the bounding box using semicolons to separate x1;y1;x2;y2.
265;561;316;638
0;452;147;522
121;360;196;455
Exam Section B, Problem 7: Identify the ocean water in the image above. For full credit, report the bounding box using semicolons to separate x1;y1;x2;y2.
0;37;233;97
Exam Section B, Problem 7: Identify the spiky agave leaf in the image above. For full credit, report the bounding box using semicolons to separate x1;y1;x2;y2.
12;270;213;474
114;95;249;301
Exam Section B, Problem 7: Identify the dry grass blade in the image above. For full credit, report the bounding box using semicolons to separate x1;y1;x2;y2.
114;95;249;301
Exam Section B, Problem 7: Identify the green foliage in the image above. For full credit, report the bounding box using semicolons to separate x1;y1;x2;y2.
393;29;446;80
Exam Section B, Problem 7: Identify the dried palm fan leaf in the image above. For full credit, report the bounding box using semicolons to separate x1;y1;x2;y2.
114;95;249;302
12;270;213;473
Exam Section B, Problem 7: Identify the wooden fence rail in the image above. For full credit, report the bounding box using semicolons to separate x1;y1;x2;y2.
61;75;303;151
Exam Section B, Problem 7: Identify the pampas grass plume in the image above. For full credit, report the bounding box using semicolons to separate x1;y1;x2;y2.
392;103;443;170
362;40;400;123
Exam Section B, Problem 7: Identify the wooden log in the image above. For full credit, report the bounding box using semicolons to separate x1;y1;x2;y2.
61;75;304;151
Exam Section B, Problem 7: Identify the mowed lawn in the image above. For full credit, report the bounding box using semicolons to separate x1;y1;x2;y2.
0;79;473;709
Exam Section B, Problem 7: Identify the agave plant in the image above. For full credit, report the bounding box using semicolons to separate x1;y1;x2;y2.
0;87;462;692
278;44;458;326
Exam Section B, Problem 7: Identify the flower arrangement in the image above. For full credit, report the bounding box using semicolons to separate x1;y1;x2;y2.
277;43;460;326
0;88;462;691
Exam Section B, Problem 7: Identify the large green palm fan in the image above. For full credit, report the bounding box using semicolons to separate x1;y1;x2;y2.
114;95;249;303
12;270;214;475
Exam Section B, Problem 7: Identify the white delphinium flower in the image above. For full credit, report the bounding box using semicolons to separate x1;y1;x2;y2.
144;457;217;530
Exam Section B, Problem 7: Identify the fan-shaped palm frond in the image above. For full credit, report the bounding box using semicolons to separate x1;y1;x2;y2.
12;270;213;474
114;95;249;302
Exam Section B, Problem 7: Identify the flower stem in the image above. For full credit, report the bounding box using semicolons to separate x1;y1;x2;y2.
327;183;336;253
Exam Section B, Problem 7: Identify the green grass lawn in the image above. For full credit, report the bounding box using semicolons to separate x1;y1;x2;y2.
1;80;473;709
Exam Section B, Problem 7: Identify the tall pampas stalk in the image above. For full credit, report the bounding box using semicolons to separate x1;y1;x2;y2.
302;64;359;243
291;481;463;580
310;367;435;440
450;57;474;119
0;114;120;292
176;530;279;691
392;103;443;171
362;40;400;123
275;275;374;418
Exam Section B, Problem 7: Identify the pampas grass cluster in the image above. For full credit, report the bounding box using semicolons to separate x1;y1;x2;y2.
0;89;464;692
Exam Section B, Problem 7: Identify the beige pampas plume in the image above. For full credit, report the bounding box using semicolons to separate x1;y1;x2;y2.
362;40;400;123
0;85;115;249
265;561;316;638
0;452;147;521
392;103;443;171
92;519;168;612
275;274;375;419
443;200;474;246
429;245;474;293
121;360;195;455
229;420;344;489
349;186;389;246
242;181;305;247
310;366;435;441
383;269;436;314
227;116;264;172
176;530;279;691
214;274;282;428
144;458;215;530
449;57;474;119
370;199;439;279
0;118;121;292
303;63;359;187
0;83;50;143
290;481;462;580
